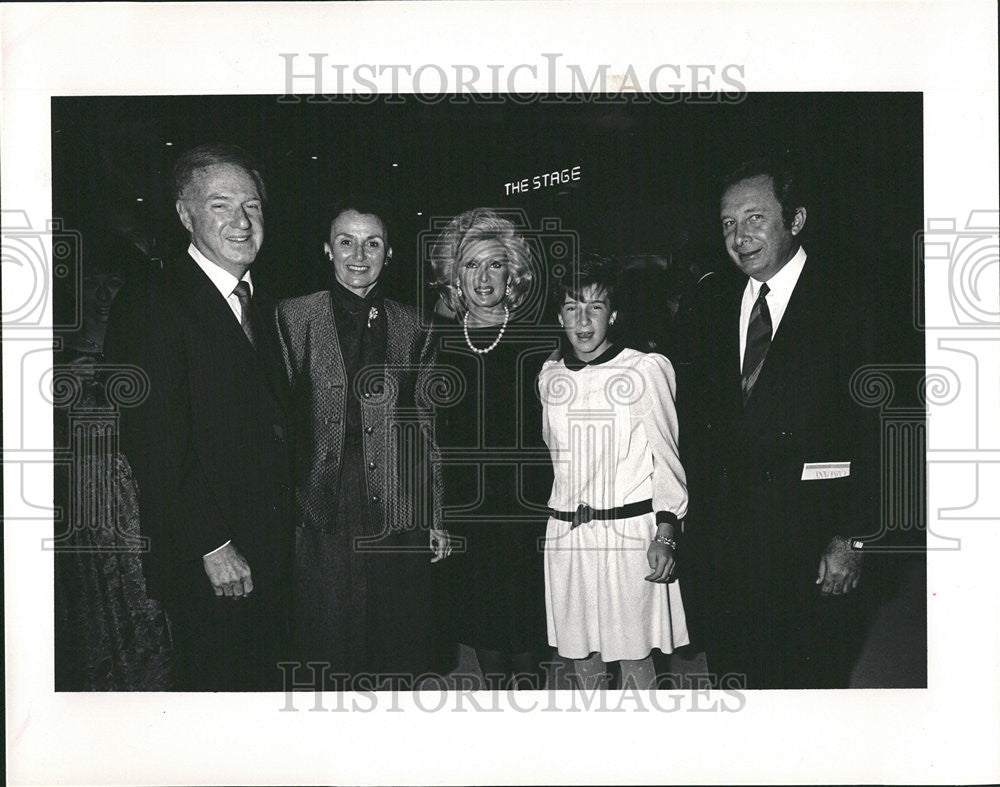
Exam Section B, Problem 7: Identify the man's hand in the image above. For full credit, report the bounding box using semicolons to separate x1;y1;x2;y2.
816;537;863;596
203;542;253;598
430;528;451;563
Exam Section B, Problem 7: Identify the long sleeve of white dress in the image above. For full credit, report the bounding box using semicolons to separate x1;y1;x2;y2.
634;353;688;520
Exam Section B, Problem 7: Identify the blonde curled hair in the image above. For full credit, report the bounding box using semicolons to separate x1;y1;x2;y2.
430;208;535;317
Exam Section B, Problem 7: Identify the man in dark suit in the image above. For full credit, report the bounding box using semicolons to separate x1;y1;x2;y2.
684;158;875;689
104;144;294;691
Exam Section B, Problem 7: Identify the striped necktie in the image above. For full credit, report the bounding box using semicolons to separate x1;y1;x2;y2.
232;281;256;349
741;283;771;404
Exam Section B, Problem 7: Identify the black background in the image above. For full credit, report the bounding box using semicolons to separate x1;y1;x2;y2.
52;92;922;362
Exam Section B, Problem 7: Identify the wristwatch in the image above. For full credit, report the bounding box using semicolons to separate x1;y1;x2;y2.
836;535;865;551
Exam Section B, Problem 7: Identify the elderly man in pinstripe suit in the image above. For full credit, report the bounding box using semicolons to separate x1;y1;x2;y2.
105;143;295;691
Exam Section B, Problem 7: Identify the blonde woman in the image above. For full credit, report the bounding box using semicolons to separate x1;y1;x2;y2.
430;208;556;689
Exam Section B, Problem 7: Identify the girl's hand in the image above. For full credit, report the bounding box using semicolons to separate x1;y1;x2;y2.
430;528;452;563
645;540;676;583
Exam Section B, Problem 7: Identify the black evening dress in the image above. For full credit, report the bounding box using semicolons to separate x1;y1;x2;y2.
434;320;558;654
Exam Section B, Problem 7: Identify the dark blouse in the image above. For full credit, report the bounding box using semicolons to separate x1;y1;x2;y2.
329;281;387;436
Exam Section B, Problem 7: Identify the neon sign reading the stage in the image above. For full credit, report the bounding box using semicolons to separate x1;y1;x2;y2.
505;165;581;195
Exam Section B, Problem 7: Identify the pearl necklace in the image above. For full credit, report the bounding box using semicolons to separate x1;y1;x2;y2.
463;305;509;355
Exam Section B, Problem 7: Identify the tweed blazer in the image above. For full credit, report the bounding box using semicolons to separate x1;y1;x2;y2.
274;292;443;542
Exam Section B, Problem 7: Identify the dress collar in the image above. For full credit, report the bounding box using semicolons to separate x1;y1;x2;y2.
330;280;382;314
564;343;625;371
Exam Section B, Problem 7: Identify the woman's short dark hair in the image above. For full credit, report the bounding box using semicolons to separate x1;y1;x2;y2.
430;208;535;315
170;143;267;203
720;156;805;230
322;196;394;247
551;252;620;308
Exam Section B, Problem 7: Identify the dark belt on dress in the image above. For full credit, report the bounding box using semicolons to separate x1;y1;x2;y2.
550;499;654;529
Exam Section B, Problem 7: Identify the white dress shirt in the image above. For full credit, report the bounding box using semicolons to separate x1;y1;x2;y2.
739;246;807;367
188;243;253;323
187;243;253;558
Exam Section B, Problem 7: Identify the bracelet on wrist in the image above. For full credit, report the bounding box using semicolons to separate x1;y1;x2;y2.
653;535;677;550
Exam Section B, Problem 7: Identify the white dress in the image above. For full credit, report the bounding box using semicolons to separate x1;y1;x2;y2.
539;345;689;661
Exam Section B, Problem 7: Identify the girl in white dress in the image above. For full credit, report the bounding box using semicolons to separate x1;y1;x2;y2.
539;254;689;689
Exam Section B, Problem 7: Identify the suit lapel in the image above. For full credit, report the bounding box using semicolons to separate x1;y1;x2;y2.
743;258;823;420
169;254;285;406
719;278;745;418
318;293;348;385
250;292;291;408
171;255;255;352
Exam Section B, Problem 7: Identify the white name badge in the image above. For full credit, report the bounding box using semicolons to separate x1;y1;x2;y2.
801;461;851;481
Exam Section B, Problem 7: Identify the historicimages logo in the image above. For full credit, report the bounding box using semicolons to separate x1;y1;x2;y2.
279;52;746;103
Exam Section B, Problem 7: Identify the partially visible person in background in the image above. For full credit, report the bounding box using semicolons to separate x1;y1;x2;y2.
74;267;126;356
54;253;172;691
106;197;160;265
429;207;557;689
614;254;676;355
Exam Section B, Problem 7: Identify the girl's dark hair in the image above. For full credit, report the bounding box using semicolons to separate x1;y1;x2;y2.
551;252;619;307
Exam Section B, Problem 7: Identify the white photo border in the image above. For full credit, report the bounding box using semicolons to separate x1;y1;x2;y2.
3;2;999;784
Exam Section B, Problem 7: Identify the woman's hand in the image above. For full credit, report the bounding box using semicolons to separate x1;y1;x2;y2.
430;528;452;563
645;540;676;583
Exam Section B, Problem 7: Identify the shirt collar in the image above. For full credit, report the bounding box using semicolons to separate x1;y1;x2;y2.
564;343;625;372
188;243;253;299
330;280;383;313
749;245;806;300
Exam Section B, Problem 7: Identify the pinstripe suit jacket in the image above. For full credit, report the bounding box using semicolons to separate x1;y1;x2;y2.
274;292;443;540
104;254;295;603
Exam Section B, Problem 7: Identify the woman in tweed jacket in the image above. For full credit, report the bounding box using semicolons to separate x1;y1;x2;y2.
275;199;449;687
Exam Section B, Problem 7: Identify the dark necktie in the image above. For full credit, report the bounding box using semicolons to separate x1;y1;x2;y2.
232;280;256;349
741;283;771;404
